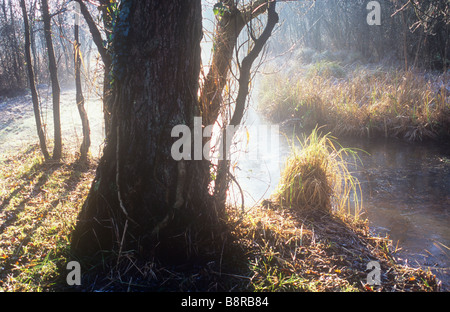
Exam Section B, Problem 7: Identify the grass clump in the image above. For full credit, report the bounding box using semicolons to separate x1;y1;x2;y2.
306;61;346;79
274;128;362;219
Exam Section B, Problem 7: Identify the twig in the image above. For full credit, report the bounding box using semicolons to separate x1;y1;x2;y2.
115;125;138;226
229;171;245;214
116;219;128;268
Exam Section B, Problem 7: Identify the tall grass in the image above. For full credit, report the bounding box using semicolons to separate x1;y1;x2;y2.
259;62;450;141
274;128;362;220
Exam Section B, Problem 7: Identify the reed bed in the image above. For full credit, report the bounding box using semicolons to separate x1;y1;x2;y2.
259;62;450;141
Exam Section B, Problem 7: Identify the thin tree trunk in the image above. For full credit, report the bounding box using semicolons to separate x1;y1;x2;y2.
75;0;113;137
29;0;39;83
9;0;24;89
74;14;90;162
215;2;279;206
200;0;269;126
20;0;49;161
401;9;408;71
41;0;62;160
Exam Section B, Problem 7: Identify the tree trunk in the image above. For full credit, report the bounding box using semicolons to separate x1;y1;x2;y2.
41;0;62;160
20;0;49;161
74;14;90;162
75;0;114;137
200;0;269;126
72;0;222;264
214;2;279;207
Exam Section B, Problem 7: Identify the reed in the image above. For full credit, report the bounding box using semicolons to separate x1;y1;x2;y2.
259;63;450;141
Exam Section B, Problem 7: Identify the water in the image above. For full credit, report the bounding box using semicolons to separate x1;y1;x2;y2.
230;106;450;290
343;136;450;290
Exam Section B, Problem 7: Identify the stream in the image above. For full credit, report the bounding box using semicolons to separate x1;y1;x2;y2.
231;105;450;290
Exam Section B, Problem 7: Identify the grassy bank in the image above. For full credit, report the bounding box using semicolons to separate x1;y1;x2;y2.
0;145;96;291
259;51;450;141
0;144;439;291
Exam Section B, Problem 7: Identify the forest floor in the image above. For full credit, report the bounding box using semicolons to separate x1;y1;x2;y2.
0;144;441;292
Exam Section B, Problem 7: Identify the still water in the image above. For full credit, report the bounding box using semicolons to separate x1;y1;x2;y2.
230;106;450;290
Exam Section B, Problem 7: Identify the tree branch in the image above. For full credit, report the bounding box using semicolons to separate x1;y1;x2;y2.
230;1;279;127
74;0;111;68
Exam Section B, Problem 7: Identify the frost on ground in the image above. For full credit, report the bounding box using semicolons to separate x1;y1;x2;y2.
0;85;105;159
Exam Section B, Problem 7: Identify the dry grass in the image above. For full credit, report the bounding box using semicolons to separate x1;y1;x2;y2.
230;201;439;292
274;128;362;219
259;62;450;141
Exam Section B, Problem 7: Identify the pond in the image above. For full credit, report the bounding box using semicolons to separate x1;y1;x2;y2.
230;105;450;290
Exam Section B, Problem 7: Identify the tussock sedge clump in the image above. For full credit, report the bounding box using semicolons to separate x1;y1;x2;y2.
274;128;362;219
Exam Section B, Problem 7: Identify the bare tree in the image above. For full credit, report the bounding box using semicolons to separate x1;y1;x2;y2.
73;2;90;162
20;0;50;160
74;0;113;136
41;0;62;160
71;0;280;266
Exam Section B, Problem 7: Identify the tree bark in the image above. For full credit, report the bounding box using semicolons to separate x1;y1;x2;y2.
41;0;62;160
196;0;273;205
20;0;49;161
72;0;222;263
74;13;90;162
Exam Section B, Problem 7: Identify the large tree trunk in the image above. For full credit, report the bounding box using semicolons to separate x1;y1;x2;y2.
41;0;62;160
74;13;90;162
72;0;222;263
20;0;49;161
